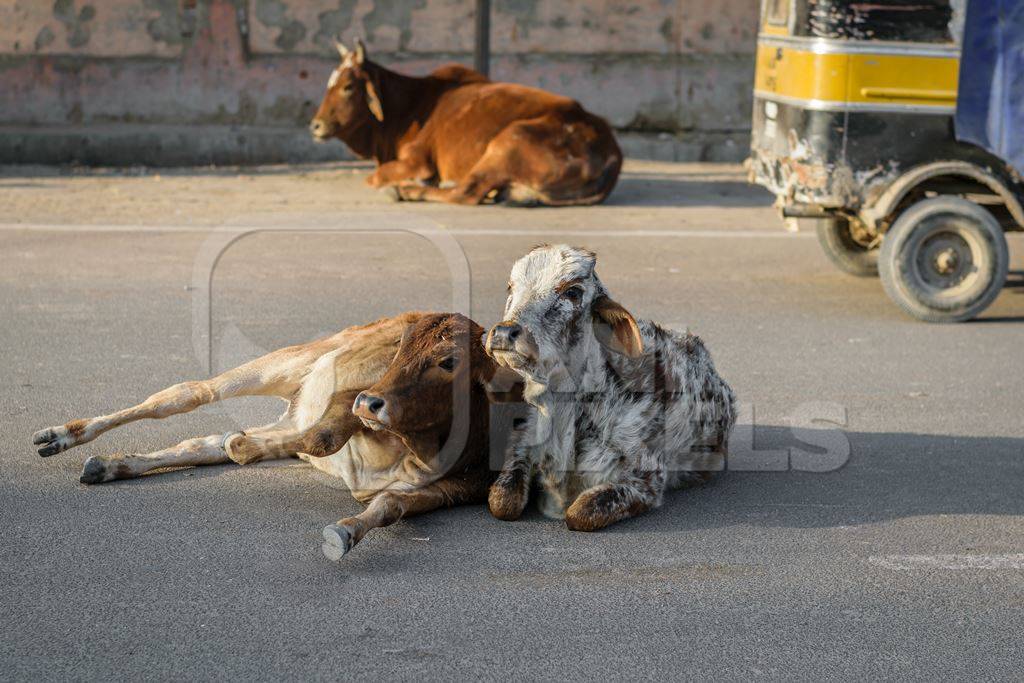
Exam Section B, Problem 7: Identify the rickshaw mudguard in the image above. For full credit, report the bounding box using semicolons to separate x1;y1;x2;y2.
858;160;1024;231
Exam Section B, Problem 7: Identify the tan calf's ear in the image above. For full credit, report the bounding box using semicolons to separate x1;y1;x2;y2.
365;79;383;121
593;296;643;358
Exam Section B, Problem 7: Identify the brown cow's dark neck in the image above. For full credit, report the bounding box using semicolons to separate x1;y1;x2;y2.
345;61;440;165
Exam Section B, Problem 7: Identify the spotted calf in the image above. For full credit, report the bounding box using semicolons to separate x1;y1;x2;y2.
485;245;736;530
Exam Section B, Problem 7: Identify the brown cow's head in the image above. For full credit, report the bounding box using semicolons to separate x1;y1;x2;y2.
310;38;384;142
352;313;497;440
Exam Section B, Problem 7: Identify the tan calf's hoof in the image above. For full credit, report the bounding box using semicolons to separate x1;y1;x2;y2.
33;425;76;457
79;456;110;485
322;524;354;562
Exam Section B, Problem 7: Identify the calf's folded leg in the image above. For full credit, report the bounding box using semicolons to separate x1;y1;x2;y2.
322;474;490;561
488;429;533;521
223;391;363;465
564;457;668;532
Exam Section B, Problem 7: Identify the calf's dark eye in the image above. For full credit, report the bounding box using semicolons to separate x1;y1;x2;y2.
562;287;583;303
438;357;456;372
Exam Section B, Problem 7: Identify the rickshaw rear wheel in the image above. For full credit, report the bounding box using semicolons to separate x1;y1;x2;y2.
879;197;1009;323
816;217;879;277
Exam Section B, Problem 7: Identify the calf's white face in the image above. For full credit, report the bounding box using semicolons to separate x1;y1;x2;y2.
486;244;643;376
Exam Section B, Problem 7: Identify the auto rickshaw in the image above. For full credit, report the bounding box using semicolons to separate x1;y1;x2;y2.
749;0;1024;322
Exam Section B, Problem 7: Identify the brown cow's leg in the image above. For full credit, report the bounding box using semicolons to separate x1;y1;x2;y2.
367;149;435;189
321;474;490;560
394;166;509;205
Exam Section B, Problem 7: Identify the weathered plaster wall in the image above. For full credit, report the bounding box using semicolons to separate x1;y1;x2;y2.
0;0;758;164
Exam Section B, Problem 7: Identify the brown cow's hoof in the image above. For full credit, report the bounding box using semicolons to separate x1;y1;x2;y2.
322;524;353;561
382;186;404;202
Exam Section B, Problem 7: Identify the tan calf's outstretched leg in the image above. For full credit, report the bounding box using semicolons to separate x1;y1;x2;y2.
32;343;320;458
321;474;490;561
78;418;297;484
79;387;364;483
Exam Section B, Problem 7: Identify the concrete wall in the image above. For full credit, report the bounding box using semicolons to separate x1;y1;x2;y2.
0;0;758;165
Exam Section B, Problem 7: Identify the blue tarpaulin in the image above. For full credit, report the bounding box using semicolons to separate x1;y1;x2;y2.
955;0;1024;176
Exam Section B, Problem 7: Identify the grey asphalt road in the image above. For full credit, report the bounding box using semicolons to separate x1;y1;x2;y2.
2;162;1023;681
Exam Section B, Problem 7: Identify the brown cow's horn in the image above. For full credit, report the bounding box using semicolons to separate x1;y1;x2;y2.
334;38;349;59
355;38;366;64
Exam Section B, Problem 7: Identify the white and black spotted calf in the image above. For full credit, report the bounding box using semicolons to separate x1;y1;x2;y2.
484;244;736;530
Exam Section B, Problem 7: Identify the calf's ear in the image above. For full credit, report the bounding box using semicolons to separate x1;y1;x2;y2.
365;78;384;121
592;296;643;358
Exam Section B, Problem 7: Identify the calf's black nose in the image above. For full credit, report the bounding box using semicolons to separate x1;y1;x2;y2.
353;392;385;415
490;322;522;348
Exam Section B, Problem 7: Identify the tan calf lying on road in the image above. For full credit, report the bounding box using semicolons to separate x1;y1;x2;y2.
33;312;508;560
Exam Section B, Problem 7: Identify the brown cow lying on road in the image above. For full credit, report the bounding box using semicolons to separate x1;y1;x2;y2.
33;312;511;560
309;39;623;206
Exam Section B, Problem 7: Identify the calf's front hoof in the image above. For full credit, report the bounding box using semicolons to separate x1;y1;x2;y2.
321;524;354;562
488;480;527;521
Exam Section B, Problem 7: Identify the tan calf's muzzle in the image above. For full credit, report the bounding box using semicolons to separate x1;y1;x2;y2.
352;391;389;428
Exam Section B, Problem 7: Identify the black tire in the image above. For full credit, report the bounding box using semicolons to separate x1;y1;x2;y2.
879;196;1009;323
816;218;879;277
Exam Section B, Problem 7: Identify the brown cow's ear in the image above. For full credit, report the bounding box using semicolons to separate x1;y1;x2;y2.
354;38;367;65
592;295;643;358
334;39;350;60
365;79;384;121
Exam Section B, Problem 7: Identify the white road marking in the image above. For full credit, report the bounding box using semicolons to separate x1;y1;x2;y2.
0;222;814;239
448;228;811;239
869;554;1024;571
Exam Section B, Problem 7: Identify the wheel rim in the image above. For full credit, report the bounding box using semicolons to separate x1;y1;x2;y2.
905;213;989;303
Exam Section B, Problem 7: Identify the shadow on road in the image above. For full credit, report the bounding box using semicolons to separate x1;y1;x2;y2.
92;423;1024;533
606;174;773;208
626;425;1024;532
